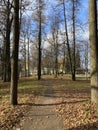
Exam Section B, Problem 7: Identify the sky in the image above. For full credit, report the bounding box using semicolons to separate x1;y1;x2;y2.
79;0;88;24
21;0;90;68
23;0;89;40
79;0;89;39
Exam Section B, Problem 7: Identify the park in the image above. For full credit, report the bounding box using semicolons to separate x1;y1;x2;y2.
0;0;98;130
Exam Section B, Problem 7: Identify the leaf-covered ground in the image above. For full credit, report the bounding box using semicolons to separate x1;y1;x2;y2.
0;76;98;130
54;78;98;130
0;77;45;130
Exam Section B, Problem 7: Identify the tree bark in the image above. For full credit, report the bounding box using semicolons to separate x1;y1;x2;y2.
10;0;19;105
55;32;59;78
3;0;12;82
22;34;27;77
72;0;76;81
27;38;30;77
38;0;42;80
63;0;73;80
89;0;98;103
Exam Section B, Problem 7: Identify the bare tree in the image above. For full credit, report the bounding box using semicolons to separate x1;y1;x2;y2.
0;0;13;82
72;0;76;81
10;0;19;105
62;0;73;79
32;0;46;80
89;0;98;103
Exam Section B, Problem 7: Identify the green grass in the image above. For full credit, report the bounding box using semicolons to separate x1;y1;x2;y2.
0;76;91;130
0;77;46;104
0;76;90;104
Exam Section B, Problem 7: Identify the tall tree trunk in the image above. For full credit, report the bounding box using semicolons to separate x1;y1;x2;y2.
3;40;6;81
89;0;98;103
38;0;42;80
55;32;59;78
55;51;58;78
63;0;73;80
23;34;27;77
27;38;30;77
38;21;42;80
0;46;4;80
10;0;19;105
62;41;66;75
3;0;12;82
72;0;76;81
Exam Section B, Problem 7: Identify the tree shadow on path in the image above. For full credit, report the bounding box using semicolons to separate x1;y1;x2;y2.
69;121;98;130
19;99;88;106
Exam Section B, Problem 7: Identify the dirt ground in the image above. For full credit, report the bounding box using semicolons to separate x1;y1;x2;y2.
1;77;98;130
15;80;65;130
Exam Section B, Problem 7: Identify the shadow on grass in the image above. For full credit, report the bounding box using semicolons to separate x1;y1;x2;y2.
31;87;90;99
19;99;88;106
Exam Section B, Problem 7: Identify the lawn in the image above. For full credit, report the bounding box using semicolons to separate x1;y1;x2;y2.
0;75;98;130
